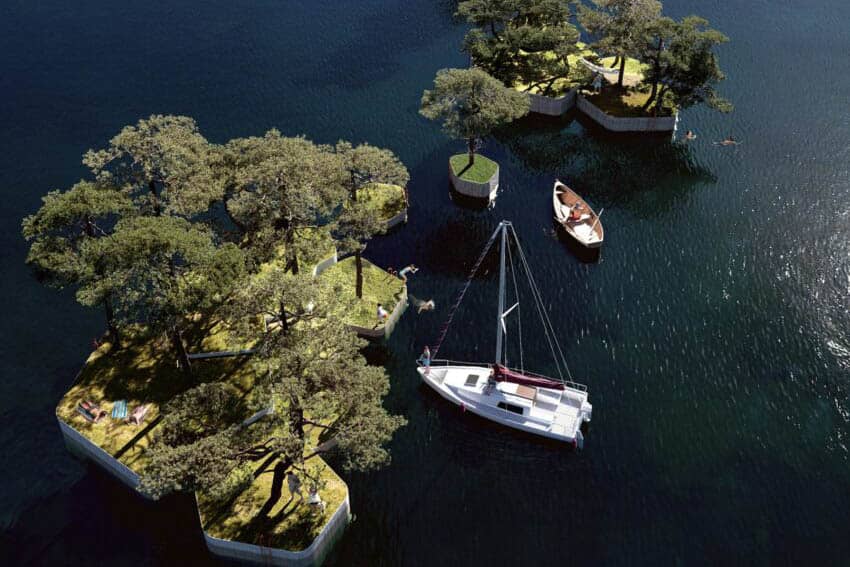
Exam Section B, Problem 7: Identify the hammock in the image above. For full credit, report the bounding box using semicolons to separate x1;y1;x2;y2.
579;58;620;76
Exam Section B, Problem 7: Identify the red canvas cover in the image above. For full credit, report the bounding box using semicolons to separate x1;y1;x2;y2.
492;364;565;391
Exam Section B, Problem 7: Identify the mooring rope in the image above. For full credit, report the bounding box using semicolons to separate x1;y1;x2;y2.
431;226;501;359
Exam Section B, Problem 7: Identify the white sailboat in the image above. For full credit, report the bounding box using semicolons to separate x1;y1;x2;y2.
416;221;593;447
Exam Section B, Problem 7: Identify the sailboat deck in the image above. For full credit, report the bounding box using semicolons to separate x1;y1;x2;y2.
421;364;591;442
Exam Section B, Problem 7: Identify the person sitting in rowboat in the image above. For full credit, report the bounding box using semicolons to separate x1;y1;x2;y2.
569;204;586;224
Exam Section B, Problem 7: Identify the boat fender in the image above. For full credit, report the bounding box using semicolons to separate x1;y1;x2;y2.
461;403;466;413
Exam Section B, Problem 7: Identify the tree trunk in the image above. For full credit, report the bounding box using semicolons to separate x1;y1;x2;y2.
284;229;299;275
83;214;96;238
467;138;476;166
170;326;192;374
103;294;119;345
349;172;358;203
278;299;289;335
223;193;247;236
355;249;364;299
289;396;304;440
618;57;626;88
258;458;292;518
149;180;161;216
653;86;668;116
642;38;664;111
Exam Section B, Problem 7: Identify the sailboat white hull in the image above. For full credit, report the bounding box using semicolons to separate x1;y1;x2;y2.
417;364;592;445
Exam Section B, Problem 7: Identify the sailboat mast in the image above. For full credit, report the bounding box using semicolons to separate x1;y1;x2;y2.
495;221;508;365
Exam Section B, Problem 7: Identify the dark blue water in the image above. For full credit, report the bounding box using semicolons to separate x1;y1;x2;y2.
3;1;850;565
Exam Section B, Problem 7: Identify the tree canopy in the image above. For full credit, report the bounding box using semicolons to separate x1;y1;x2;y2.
458;0;581;94
141;274;405;502
80;216;244;371
640;16;731;112
578;0;663;87
22;180;133;338
420;68;529;163
84;115;223;218
335;141;410;202
223;131;345;270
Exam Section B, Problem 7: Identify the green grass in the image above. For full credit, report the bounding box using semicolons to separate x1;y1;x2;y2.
450;153;498;183
583;86;675;118
513;42;596;97
262;227;336;276
318;256;405;329
359;183;406;220
56;322;257;472
58;319;347;550
599;56;649;77
198;425;347;551
56;227;366;551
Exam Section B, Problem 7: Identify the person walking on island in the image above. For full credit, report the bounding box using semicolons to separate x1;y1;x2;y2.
286;471;302;500
418;345;431;375
376;303;389;325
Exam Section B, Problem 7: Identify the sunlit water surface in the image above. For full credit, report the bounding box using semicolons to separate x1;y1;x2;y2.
2;1;849;565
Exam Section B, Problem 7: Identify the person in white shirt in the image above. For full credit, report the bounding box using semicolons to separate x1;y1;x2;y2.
376;303;389;322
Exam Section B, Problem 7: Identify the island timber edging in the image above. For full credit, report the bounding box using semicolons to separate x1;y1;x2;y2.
384;208;408;230
60;411;352;566
202;494;352;567
348;284;408;339
57;416;152;499
527;90;577;116
449;163;499;201
312;250;339;277
577;95;678;133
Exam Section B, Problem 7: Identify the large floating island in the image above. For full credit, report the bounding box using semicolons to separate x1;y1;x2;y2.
55;225;406;566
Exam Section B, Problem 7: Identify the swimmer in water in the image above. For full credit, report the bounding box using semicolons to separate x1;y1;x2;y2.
716;135;740;146
684;130;697;141
410;294;435;314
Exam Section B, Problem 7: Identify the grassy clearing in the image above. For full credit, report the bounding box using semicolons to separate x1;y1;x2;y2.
59;320;346;549
198;425;347;551
513;43;596;97
450;153;498;184
359;183;406;221
55;323;256;472
319;256;405;329
261;227;336;276
584;86;675;118
599;56;649;77
56;226;362;550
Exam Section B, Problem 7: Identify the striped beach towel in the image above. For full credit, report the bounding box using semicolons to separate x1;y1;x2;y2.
111;400;128;419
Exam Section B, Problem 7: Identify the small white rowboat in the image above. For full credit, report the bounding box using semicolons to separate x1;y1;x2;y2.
552;180;604;249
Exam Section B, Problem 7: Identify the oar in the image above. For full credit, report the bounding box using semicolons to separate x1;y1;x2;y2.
588;208;604;239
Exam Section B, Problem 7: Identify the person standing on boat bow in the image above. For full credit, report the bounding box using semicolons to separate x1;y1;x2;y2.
417;345;431;375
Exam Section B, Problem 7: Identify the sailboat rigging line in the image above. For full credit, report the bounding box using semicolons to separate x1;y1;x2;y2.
506;238;524;374
502;225;563;380
431;223;502;359
509;225;574;382
513;226;571;380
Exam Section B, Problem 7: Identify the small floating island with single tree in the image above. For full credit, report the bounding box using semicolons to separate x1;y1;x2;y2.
25;115;410;566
